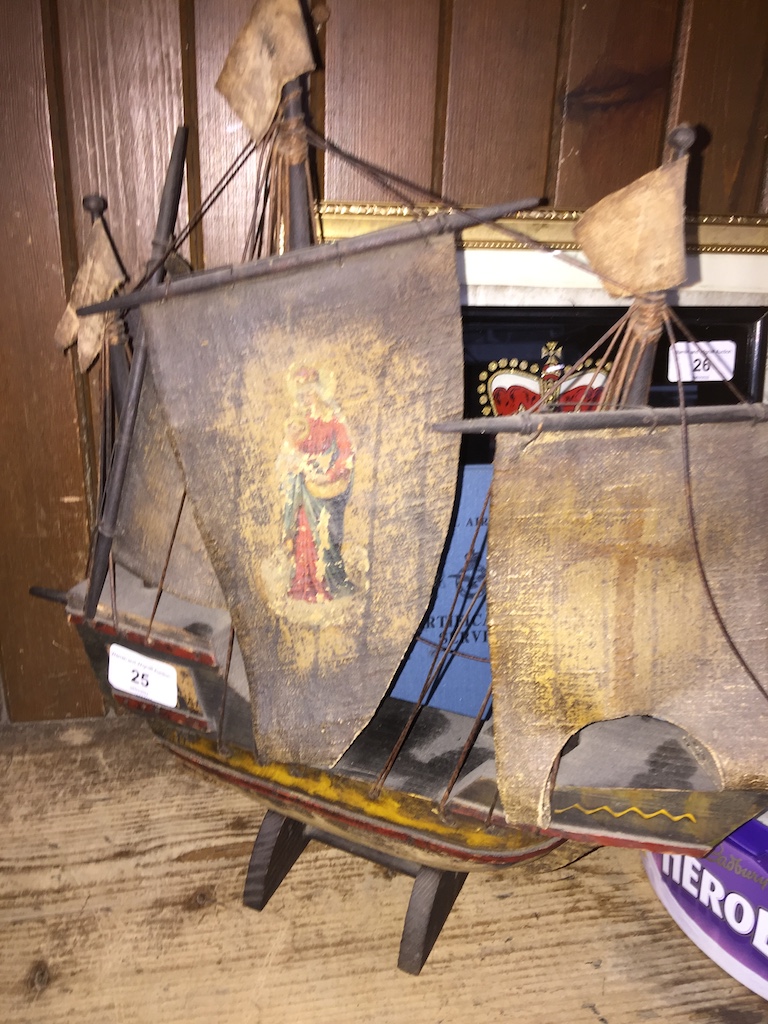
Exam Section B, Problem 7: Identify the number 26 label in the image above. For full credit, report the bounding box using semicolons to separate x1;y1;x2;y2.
108;644;178;709
668;340;736;382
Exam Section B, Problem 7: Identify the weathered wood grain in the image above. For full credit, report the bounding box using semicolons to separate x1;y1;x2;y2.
323;0;441;202
194;0;261;268
674;0;768;215
57;0;187;278
2;718;766;1022
0;0;99;720
553;0;681;210
442;0;563;205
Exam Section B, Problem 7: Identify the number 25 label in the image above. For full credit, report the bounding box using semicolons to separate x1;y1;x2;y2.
108;644;178;709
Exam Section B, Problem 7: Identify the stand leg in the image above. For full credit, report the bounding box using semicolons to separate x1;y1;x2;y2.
242;810;309;911
398;866;468;975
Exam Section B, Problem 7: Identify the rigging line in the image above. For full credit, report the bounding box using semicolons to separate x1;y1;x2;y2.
553;846;601;870
104;324;115;488
483;790;500;829
601;299;663;410
664;312;768;703
145;489;186;644
424;584;487;680
166;140;257;262
593;315;630;411
522;309;631;416
98;329;109;511
550;313;628;414
108;550;118;632
416;634;490;664
306;126;443;206
602;316;644;410
617;306;665;407
305;159;319;245
130;139;258;293
253;167;274;262
305;126;629;293
574;317;627;413
371;484;493;795
438;679;493;813
305;127;435;210
406;486;490;699
217;625;236;755
557;317;626;414
372;577;489;797
666;306;750;404
242;132;276;262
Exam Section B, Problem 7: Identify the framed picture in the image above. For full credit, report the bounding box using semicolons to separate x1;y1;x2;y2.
317;204;768;255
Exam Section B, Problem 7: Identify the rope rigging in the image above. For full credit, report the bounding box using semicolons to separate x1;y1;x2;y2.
97;100;767;815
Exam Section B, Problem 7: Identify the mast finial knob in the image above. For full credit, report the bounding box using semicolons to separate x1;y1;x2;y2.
667;123;696;160
83;194;108;222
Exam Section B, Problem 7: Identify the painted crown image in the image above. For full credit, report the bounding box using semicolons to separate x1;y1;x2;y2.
478;342;611;416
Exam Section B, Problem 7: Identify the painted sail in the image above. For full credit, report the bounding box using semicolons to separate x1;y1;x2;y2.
488;419;768;847
143;233;463;767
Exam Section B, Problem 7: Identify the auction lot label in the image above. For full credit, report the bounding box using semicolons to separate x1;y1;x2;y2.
108;644;178;709
667;340;736;382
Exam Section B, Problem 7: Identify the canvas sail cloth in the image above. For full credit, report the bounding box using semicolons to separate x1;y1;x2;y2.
54;219;126;371
112;348;226;611
488;420;768;845
488;158;768;848
573;157;688;298
216;0;315;145
109;0;316;607
144;234;463;767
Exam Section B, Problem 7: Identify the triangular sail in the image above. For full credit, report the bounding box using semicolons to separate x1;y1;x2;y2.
574;158;688;298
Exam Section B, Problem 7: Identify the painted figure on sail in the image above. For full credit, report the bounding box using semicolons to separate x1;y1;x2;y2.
279;365;355;602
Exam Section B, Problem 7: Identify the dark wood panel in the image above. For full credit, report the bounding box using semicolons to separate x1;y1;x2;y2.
0;0;101;720
323;0;441;202
442;0;563;205
194;0;262;268
554;0;680;210
57;0;187;278
675;0;768;215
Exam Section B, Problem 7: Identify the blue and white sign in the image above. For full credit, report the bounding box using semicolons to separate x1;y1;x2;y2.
391;464;492;717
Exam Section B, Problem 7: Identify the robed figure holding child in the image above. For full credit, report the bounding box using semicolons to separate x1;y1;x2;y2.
279;366;356;603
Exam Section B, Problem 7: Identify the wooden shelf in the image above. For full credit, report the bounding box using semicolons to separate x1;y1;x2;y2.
1;716;764;1022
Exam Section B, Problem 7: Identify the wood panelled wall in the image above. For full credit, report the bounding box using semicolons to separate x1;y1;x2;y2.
324;0;768;211
2;0;768;721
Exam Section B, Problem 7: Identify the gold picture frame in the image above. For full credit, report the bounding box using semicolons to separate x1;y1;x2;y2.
317;203;768;255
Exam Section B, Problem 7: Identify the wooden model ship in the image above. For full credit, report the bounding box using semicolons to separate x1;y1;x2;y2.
43;0;768;973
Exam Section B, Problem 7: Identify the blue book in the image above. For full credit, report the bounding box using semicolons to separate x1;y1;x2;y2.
391;463;492;718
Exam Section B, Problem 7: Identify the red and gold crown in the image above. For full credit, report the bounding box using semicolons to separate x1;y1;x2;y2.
477;342;611;416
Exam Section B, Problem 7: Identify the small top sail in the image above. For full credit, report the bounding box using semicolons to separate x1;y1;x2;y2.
54;218;126;371
574;158;688;299
216;0;315;145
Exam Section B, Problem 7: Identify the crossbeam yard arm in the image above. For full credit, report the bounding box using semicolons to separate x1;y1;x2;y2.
84;126;189;620
435;403;768;435
77;198;541;317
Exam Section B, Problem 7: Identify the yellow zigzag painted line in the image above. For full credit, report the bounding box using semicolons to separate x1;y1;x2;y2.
554;802;696;824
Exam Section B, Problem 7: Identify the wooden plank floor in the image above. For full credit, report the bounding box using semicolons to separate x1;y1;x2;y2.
1;717;765;1023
